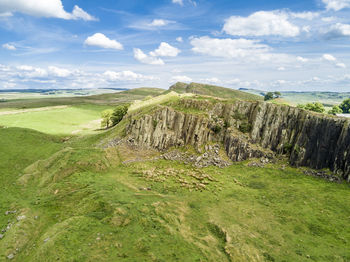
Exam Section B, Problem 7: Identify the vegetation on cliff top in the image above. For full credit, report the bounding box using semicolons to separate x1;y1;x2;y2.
169;82;263;101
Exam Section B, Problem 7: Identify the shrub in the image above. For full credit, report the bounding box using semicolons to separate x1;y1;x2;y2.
297;102;325;113
283;143;293;154
238;121;252;133
211;125;222;134
328;105;342;115
339;98;350;113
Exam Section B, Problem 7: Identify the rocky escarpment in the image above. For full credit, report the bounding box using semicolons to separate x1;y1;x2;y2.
125;99;350;181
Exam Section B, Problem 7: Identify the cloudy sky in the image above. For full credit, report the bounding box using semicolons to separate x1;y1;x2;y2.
1;0;350;91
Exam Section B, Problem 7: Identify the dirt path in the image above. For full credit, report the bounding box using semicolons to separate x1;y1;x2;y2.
0;105;68;116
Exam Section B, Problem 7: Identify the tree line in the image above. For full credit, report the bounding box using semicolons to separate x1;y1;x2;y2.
101;104;129;129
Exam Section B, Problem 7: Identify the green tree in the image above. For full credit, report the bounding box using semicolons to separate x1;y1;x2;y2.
328;105;343;115
101;109;113;129
274;91;282;98
297;102;325;113
111;105;129;126
264;92;274;101
339;98;350;113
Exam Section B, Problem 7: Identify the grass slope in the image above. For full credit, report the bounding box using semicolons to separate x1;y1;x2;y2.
0;105;110;135
0;128;349;261
170;82;263;101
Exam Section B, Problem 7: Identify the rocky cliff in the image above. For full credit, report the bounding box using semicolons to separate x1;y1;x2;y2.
125;99;350;181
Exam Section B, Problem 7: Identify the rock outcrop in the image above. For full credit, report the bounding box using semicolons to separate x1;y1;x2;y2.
125;99;350;181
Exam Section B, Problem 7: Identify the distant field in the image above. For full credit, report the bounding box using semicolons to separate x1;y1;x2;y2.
241;89;350;106
0;88;165;109
0;88;125;101
0;105;110;135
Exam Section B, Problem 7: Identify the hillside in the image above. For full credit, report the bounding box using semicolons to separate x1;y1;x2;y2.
170;82;263;101
0;87;349;261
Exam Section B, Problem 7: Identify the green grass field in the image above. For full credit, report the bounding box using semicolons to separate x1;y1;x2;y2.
0;105;110;135
0;132;349;261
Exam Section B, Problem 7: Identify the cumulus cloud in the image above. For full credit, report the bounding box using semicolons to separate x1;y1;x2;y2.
200;77;221;84
84;33;123;50
16;65;48;78
172;0;184;6
48;66;72;77
0;0;96;21
0;64;159;89
71;5;97;21
323;54;337;61
336;62;347;68
103;70;158;82
322;0;350;11
176;37;183;42
2;43;16;50
149;19;171;27
171;75;192;82
133;48;164;65
322;54;346;68
324;23;350;38
289;11;320;20
297;56;309;63
223;11;300;37
190;36;270;59
150;42;180;57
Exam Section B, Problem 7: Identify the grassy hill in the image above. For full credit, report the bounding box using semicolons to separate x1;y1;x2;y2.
170;82;263;101
0;86;349;261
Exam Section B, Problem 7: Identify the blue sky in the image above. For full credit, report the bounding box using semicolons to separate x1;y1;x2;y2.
1;0;350;91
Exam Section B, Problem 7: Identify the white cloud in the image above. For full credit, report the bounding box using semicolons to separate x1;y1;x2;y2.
324;23;350;38
71;5;97;21
84;33;123;50
0;0;96;21
103;70;158;82
150;42;181;57
48;66;72;77
201;77;221;84
322;0;350;11
336;62;347;68
297;56;309;63
171;75;192;82
322;17;336;22
323;54;337;61
176;37;183;42
172;0;184;6
322;54;346;68
133;48;164;65
149;19;171;27
289;11;320;20
190;36;270;59
2;43;16;50
277;67;286;71
16;65;48;78
223;11;300;37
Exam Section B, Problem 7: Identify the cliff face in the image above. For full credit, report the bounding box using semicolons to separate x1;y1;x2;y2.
125;99;350;181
